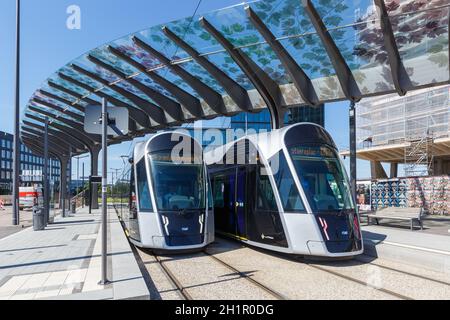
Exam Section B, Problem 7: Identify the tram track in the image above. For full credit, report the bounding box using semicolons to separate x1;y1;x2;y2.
202;250;288;300
149;249;286;300
153;253;193;300
213;236;424;300
136;236;450;300
355;258;450;288
303;261;414;300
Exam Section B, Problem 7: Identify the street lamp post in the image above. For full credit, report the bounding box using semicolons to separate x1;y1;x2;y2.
12;0;21;226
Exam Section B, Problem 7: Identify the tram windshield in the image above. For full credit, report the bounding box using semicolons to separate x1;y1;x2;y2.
149;150;206;211
288;145;354;213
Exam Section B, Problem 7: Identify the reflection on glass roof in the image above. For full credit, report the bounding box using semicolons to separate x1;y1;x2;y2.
22;0;450;153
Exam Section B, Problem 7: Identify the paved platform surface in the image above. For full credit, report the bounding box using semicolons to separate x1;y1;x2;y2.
0;207;149;300
362;223;450;274
360;214;450;236
0;207;32;240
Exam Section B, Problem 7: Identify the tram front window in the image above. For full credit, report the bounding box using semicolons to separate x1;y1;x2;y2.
149;151;206;211
288;145;354;213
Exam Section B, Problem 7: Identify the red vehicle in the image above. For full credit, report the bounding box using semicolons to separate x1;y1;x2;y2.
19;186;44;209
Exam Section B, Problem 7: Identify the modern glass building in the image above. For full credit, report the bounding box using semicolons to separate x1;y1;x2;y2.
230;106;325;132
0;131;61;195
188;105;325;147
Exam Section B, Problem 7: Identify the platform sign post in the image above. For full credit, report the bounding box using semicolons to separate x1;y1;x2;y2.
84;100;128;286
100;98;109;285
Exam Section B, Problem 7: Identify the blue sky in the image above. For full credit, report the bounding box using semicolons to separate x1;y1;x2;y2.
0;0;373;180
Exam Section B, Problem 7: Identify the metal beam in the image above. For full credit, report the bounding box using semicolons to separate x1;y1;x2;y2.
27;107;100;144
374;0;412;96
133;36;227;115
38;89;85;113
29;105;83;127
48;81;99;105
70;64;167;125
25;144;59;162
22;132;71;155
25;111;132;150
245;6;319;106
25;113;98;150
87;54;184;121
108;45;203;118
32;98;84;122
22;121;87;151
58;72;156;129
22;133;69;156
199;17;285;129
22;127;81;153
22;125;85;153
162;26;254;112
23;120;87;150
22;141;60;160
301;0;361;102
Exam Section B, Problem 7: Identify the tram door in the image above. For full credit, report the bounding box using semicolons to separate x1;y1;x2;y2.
212;167;247;240
235;167;247;239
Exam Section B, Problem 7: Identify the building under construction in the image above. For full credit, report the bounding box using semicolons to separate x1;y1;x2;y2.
347;85;450;214
353;85;450;179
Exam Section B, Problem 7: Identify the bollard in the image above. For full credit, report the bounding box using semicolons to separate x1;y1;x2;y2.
71;200;76;214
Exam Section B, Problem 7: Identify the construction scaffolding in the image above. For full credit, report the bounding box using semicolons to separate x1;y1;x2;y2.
404;134;434;177
356;85;450;174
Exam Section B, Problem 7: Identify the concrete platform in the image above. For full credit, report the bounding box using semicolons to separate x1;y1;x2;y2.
0;207;33;240
363;225;450;274
0;207;149;300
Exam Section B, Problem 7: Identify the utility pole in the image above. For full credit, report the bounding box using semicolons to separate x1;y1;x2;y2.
12;0;21;226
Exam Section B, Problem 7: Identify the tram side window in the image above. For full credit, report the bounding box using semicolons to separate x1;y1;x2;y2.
256;167;278;211
270;152;305;213
207;176;214;210
129;167;137;213
212;177;225;209
136;160;153;212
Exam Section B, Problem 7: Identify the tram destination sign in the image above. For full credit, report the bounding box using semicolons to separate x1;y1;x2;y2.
84;104;129;137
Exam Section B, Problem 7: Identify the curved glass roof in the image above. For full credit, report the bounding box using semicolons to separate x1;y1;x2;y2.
22;0;450;156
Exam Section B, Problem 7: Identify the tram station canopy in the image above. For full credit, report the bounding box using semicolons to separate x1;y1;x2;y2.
21;0;450;159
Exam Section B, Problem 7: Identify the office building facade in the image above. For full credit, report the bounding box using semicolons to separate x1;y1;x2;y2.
0;131;61;195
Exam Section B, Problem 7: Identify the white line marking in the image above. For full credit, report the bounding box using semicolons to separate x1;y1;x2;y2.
367;240;450;256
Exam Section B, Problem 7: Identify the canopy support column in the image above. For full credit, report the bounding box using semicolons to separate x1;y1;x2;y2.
44;118;50;224
349;102;357;207
90;145;101;211
59;156;69;218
